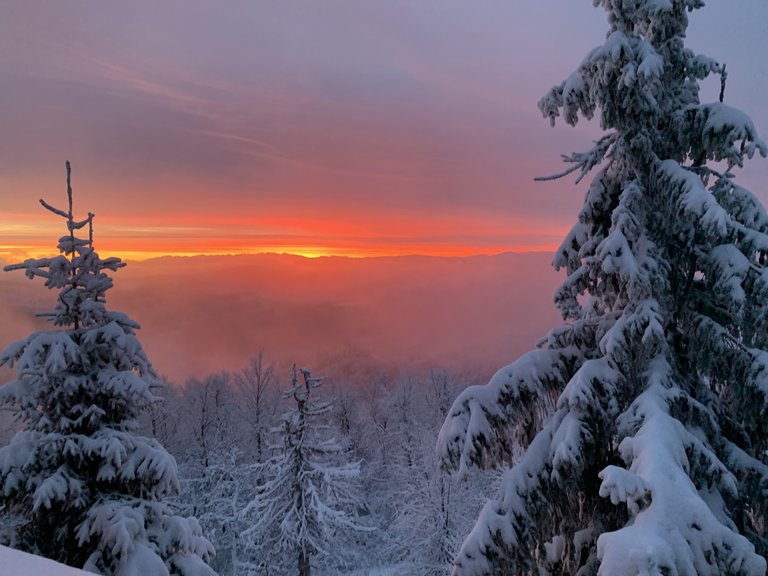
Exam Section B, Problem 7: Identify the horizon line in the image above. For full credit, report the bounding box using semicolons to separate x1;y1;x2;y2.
123;247;558;263
1;245;561;265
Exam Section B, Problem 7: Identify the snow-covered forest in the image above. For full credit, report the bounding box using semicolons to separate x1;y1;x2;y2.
0;164;500;576
139;356;501;576
2;0;768;575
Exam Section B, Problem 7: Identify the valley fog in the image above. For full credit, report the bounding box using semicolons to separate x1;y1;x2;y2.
0;251;561;384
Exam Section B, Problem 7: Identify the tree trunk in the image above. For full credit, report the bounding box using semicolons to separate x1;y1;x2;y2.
298;548;310;576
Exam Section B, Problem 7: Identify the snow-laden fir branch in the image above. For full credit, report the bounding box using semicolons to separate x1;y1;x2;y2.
534;133;617;184
0;162;217;576
440;2;768;575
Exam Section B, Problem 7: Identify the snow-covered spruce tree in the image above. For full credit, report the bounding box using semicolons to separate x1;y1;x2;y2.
0;163;217;576
438;3;768;576
241;365;369;576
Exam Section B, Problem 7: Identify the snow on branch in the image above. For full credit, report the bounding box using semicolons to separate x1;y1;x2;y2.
0;163;214;576
690;103;768;168
39;199;70;220
438;347;581;480
535;134;616;184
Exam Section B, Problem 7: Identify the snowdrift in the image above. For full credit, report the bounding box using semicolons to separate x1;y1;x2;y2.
0;545;91;576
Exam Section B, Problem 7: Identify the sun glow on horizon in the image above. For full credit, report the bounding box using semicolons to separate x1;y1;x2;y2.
1;243;562;264
0;212;566;263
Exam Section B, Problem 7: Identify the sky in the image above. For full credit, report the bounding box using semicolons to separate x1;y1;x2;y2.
1;0;766;261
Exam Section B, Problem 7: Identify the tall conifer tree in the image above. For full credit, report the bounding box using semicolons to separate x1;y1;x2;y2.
439;2;768;575
0;163;217;576
242;365;367;576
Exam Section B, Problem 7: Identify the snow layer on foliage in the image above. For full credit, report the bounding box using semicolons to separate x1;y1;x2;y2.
440;1;768;575
77;499;215;574
240;367;369;573
659;160;728;235
0;173;217;576
456;411;566;575
599;384;763;576
698;103;768;165
0;544;90;576
438;347;580;480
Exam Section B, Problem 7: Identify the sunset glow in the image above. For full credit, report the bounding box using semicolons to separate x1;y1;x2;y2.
0;1;766;262
0;207;567;262
3;232;564;262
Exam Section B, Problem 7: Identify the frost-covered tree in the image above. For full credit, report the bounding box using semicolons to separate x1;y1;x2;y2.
439;2;768;576
234;350;279;462
174;448;253;576
390;435;500;576
361;372;393;467
389;371;501;576
0;163;217;576
179;372;235;468
241;365;369;576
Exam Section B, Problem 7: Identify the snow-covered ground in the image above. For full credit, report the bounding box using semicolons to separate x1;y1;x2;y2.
0;545;90;576
0;548;413;576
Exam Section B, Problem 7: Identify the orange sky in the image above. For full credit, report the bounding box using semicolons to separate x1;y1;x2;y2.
1;1;766;262
0;208;569;261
